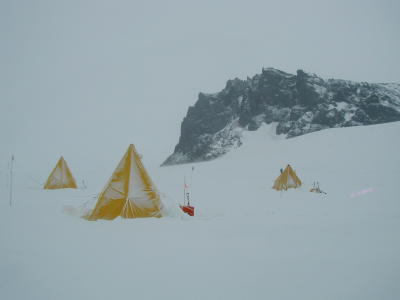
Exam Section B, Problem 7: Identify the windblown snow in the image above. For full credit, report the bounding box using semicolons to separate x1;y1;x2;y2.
0;122;399;300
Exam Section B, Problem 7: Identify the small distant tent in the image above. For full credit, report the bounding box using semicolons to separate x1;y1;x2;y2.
273;164;302;191
44;156;78;189
86;144;163;220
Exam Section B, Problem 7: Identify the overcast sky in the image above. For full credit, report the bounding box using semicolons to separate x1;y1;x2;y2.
1;0;399;171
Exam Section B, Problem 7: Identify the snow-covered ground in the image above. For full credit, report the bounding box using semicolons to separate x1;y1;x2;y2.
1;121;399;300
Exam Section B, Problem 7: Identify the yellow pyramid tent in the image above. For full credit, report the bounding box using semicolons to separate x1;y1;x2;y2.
86;144;163;220
44;156;78;189
273;164;302;191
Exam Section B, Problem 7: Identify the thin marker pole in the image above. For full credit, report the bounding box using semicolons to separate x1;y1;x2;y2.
9;155;14;207
183;176;186;205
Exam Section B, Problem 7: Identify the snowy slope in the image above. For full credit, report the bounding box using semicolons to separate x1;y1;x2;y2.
0;122;400;300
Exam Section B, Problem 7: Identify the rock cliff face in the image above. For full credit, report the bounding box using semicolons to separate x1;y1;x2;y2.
163;68;400;165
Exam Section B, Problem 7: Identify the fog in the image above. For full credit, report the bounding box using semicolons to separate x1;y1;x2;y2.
1;0;399;168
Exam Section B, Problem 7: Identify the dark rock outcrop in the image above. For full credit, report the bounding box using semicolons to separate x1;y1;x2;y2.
163;68;400;165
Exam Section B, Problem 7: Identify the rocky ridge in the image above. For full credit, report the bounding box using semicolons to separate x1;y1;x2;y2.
163;68;400;165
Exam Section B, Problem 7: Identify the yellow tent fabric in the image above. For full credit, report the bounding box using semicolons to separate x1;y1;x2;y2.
44;156;78;189
86;144;163;220
273;164;302;191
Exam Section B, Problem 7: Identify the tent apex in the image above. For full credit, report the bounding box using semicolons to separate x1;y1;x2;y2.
128;144;138;153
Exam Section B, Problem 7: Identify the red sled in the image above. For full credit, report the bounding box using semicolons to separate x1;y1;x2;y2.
180;205;195;216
